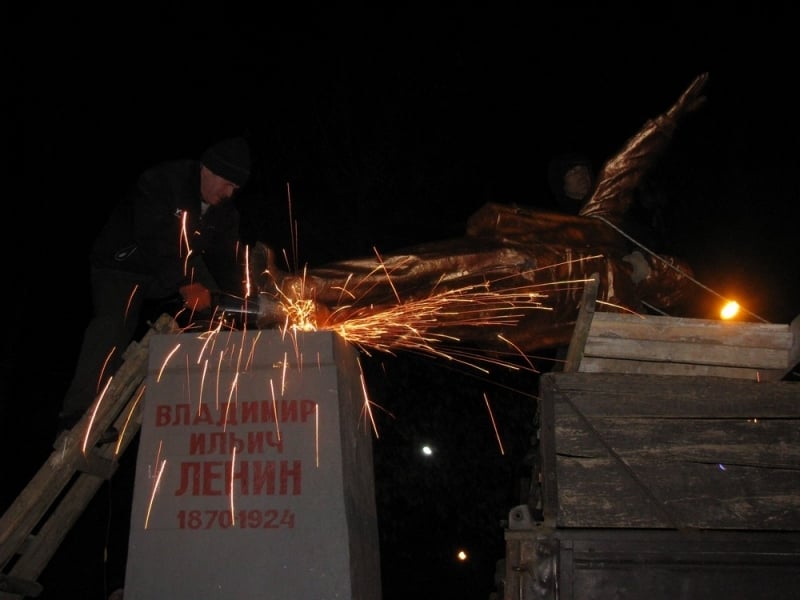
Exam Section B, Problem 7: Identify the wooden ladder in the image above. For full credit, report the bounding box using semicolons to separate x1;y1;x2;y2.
0;314;177;599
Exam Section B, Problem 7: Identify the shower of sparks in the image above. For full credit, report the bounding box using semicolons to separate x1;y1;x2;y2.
483;392;505;455
284;297;319;333
162;251;603;459
279;275;593;376
275;266;356;335
164;262;605;454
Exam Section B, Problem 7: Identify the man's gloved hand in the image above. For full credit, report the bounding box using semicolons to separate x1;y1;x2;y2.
179;283;212;311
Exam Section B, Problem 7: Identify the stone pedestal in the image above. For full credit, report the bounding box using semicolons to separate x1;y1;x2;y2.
124;329;381;599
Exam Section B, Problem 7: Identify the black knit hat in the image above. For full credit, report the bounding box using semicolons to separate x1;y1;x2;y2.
201;137;251;186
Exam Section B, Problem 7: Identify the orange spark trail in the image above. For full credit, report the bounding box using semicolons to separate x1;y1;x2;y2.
197;322;223;364
497;334;540;373
281;352;288;395
221;372;239;431
145;456;167;529
260;253;601;381
215;350;224;409
97;347;117;394
269;379;281;441
229;446;237;525
198;360;208;415
157;344;181;382
184;353;191;410
245;330;262;371
359;370;379;438
82;377;114;455
244;245;252;298
373;246;402;304
324;281;552;356
124;285;139;323
483;393;505;455
115;385;146;456
179;211;191;272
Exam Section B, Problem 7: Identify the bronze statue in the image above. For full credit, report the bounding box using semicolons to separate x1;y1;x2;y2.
250;73;709;357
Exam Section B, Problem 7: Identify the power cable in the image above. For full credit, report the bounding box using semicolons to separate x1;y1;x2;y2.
590;215;770;323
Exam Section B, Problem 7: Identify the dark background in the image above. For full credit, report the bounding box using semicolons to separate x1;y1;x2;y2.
5;5;800;599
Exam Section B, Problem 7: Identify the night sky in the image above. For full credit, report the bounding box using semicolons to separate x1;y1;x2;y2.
6;6;800;599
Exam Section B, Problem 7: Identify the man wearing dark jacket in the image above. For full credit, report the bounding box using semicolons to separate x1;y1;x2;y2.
58;137;252;438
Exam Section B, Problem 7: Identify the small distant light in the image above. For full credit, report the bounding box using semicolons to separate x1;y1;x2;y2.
421;445;433;456
720;301;740;320
456;550;468;561
718;463;726;471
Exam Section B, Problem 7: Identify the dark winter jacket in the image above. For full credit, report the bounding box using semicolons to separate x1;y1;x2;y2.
90;160;242;298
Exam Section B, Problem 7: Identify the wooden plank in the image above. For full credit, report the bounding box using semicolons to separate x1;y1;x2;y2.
553;416;800;467
583;336;790;369
554;456;800;530
589;312;792;350
579;357;784;380
545;373;800;416
539;373;800;530
563;273;599;373
572;312;794;379
553;456;676;528
522;529;800;600
539;382;559;528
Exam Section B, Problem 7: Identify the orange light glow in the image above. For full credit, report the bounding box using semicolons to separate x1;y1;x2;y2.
720;301;740;320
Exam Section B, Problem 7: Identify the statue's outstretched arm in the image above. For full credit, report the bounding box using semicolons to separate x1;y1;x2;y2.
579;72;708;222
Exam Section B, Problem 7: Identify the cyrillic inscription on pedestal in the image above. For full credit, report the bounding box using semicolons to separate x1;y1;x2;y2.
124;329;381;599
